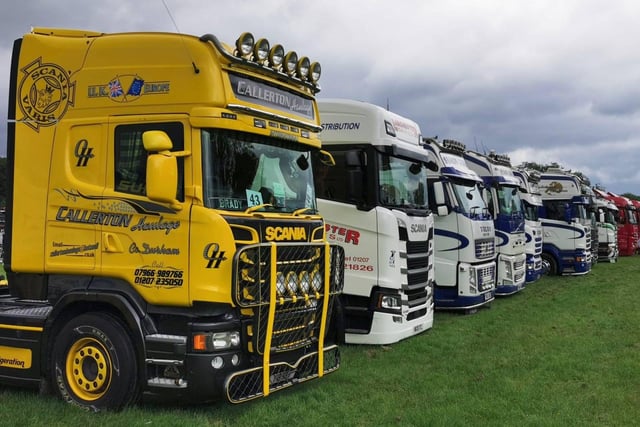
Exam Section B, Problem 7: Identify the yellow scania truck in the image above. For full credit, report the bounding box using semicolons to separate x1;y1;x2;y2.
2;28;344;410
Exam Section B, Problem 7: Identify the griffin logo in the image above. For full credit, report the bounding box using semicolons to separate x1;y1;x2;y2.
18;58;75;131
545;181;563;194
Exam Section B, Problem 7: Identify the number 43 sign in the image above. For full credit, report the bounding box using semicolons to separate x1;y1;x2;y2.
246;189;264;207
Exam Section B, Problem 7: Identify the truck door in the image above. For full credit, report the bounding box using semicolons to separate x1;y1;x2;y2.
46;122;105;271
102;118;191;306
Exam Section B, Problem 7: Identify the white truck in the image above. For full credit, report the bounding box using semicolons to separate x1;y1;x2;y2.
463;151;526;295
538;168;592;275
313;99;436;344
592;189;619;263
513;169;544;283
423;138;496;310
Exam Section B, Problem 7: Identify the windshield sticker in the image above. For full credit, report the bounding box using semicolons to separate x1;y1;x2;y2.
218;198;243;210
245;190;263;207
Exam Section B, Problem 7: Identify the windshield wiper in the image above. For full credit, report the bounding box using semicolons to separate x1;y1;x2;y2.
292;207;315;216
244;203;273;214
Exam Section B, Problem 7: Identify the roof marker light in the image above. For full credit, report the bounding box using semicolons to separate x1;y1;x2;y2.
235;32;254;57
296;56;310;80
284;51;298;75
269;44;285;68
253;38;270;63
310;62;321;83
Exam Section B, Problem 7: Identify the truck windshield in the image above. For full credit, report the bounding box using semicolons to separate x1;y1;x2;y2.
377;153;428;209
627;208;638;224
450;178;488;218
574;204;589;221
496;185;523;216
522;201;540;221
201;129;316;213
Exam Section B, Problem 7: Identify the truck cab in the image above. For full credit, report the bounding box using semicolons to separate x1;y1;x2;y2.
3;28;344;410
538;169;592;275
313;99;435;345
463;151;526;295
513;169;544;283
423;138;496;310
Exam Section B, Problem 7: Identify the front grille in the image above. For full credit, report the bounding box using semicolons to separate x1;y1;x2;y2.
234;243;344;355
514;258;526;271
475;238;495;259
477;264;495;291
401;226;434;317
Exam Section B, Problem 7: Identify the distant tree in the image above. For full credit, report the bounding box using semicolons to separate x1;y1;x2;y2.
517;161;545;171
622;193;640;201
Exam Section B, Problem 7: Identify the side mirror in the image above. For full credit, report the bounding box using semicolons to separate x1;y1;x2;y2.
563;203;573;223
143;131;190;210
317;149;335;166
432;181;449;216
426;160;439;172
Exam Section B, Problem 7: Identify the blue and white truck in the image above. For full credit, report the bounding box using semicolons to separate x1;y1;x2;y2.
313;99;436;344
538;168;592;275
423;138;496;310
463;151;526;295
513;169;544;283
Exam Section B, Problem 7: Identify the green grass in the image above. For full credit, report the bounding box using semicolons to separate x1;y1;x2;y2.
1;258;639;426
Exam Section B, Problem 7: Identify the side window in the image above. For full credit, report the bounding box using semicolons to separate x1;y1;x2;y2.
114;122;184;200
543;200;565;220
313;149;349;203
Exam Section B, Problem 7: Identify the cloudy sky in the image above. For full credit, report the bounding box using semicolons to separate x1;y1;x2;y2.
2;0;640;194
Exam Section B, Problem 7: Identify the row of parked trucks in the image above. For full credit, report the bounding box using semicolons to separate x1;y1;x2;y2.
0;28;636;411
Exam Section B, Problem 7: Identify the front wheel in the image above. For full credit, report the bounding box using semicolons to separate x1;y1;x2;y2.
51;312;140;411
541;253;559;276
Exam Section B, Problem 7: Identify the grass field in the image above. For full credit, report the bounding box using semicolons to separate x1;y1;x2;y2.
1;257;639;426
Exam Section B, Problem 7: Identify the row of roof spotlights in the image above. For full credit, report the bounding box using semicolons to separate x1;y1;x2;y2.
234;32;321;84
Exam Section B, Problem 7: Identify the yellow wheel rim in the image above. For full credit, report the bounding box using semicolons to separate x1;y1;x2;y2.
65;337;112;401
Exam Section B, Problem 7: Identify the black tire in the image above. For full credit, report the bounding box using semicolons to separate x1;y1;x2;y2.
51;312;140;411
542;253;559;276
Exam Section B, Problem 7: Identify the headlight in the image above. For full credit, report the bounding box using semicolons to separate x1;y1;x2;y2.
193;331;241;352
379;294;401;311
212;331;241;350
276;271;286;296
285;271;298;294
310;268;323;293
299;271;311;294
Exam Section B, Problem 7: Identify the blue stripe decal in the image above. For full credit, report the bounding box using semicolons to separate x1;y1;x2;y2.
541;222;585;239
434;228;470;251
